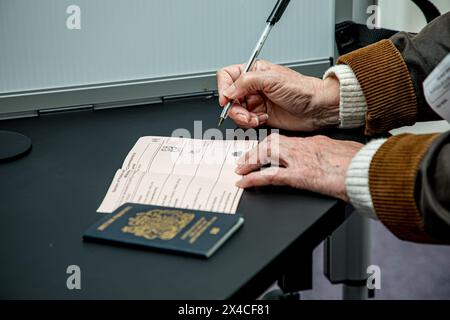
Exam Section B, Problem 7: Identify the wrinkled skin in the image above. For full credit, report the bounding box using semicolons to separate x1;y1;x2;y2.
217;60;341;131
216;60;365;199
235;134;364;201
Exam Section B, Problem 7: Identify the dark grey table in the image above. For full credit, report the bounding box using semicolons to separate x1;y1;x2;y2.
0;96;352;299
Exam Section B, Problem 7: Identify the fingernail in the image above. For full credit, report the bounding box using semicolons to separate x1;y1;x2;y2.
223;84;236;98
236;112;249;123
236;179;244;188
235;165;243;174
258;113;269;122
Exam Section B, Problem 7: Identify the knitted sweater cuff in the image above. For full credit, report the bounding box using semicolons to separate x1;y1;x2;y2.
346;138;387;219
323;65;367;129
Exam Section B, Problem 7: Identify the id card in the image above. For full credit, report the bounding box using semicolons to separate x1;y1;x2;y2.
424;53;450;123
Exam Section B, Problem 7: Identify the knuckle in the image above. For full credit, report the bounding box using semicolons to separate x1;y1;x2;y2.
255;60;270;71
313;135;328;142
260;60;272;67
265;144;272;158
263;134;272;144
267;172;279;184
239;73;250;86
216;68;226;78
268;132;280;140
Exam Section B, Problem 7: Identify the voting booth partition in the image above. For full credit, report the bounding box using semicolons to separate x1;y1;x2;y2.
0;0;334;116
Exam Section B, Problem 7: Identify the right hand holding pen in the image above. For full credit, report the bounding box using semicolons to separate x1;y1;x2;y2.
217;60;341;131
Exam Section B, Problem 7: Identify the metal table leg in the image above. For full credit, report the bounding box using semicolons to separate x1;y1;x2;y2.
324;207;372;300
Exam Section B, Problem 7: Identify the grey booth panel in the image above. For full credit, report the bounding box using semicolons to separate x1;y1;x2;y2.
0;59;331;118
0;0;334;115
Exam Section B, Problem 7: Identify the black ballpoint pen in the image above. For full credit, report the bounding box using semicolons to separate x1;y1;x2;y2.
218;0;291;126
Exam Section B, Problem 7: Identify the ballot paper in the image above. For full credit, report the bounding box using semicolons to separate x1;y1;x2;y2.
97;136;258;214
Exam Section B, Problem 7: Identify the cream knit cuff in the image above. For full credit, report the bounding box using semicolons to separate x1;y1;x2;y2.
323;65;367;129
346;138;387;219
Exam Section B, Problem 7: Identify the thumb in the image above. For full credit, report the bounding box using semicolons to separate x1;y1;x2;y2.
223;71;268;100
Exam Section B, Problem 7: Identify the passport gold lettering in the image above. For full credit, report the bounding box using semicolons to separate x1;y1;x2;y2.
97;206;132;231
190;216;218;244
121;209;194;240
181;216;218;244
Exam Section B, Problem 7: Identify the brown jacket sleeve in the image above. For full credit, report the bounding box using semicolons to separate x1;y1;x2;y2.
369;131;450;244
337;12;450;136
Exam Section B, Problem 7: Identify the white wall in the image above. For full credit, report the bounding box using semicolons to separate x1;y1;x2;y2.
378;0;450;32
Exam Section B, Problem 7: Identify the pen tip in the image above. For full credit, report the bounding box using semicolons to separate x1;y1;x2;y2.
218;117;224;127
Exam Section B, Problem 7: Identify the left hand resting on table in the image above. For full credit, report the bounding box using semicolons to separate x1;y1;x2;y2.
235;133;364;202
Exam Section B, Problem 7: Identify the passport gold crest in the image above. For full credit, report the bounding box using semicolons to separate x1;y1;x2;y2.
122;209;195;240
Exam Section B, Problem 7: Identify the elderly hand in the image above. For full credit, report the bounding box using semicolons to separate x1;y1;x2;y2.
235;134;363;202
217;60;340;131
